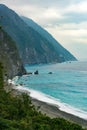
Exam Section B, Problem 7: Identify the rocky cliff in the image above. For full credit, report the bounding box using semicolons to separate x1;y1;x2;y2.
0;29;26;78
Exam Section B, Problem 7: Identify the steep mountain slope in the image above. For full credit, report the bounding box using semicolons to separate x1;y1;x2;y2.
0;4;77;64
21;16;76;61
21;16;65;52
0;28;26;78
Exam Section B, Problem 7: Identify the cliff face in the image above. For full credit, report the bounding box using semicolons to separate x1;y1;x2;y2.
0;4;77;64
0;29;26;78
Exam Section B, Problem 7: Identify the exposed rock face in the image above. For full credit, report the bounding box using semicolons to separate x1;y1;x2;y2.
0;29;26;78
0;4;77;64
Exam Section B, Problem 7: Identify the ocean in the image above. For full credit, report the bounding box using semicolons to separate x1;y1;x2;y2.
13;61;87;120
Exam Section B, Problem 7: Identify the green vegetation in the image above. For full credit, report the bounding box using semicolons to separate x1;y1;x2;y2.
0;64;86;130
0;25;2;29
0;63;3;88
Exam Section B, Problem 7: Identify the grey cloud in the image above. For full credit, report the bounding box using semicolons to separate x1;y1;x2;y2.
44;12;87;29
1;0;82;8
2;0;87;27
63;12;87;24
28;0;82;8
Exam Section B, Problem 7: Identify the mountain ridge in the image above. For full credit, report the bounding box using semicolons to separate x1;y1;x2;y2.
21;16;77;61
0;4;77;64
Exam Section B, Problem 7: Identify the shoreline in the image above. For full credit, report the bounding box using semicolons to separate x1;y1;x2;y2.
32;98;87;128
8;81;87;128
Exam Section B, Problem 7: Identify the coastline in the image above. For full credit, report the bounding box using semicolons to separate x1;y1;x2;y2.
8;80;87;128
32;98;87;128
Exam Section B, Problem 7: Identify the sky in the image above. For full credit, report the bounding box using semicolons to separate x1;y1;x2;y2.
0;0;87;61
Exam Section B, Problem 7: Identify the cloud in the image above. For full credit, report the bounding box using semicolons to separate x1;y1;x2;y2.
45;21;87;60
1;0;87;25
57;12;87;24
66;1;87;13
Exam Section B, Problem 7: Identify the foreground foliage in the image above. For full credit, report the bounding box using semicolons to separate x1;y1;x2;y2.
0;64;85;130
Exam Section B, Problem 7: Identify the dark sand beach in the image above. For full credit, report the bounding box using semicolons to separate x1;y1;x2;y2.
32;98;87;128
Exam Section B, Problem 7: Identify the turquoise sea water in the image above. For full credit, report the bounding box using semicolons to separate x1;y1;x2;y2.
13;61;87;119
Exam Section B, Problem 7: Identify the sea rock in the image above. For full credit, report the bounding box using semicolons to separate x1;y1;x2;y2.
48;72;52;74
34;70;39;75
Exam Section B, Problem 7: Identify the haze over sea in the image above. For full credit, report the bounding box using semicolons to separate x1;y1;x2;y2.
14;61;87;120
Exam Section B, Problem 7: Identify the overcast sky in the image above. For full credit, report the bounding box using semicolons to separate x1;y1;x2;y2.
1;0;87;60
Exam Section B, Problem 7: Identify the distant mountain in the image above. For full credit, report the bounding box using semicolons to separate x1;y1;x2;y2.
0;28;26;78
21;16;77;62
0;4;77;64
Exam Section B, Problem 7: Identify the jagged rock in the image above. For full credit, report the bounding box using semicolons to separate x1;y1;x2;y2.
27;72;32;75
34;70;39;75
48;72;52;74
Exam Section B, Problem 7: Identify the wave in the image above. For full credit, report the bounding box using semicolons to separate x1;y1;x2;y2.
12;82;87;120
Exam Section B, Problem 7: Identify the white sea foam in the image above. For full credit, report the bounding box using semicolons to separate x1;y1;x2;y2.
13;84;87;120
8;79;15;85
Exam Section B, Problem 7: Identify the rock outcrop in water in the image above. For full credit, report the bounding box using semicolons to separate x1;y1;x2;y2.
0;4;77;64
0;29;26;78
